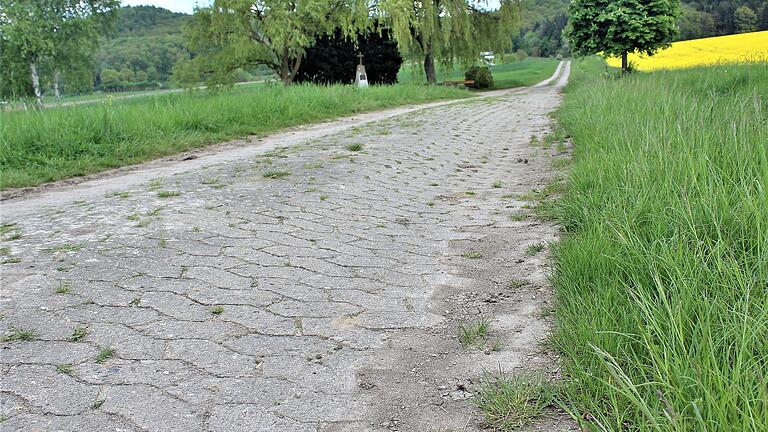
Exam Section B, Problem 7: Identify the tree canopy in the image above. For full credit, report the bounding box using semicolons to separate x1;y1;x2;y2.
0;0;118;105
567;0;680;72
174;0;370;86
378;0;522;84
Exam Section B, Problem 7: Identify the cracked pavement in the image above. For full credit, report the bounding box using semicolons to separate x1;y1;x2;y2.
1;62;574;431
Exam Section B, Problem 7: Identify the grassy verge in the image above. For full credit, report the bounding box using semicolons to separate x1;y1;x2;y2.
0;84;469;189
398;57;561;89
552;59;767;430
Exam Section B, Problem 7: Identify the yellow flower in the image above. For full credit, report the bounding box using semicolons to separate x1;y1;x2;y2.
606;30;768;71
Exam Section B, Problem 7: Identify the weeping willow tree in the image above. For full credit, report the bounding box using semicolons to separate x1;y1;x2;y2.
377;0;521;84
174;0;371;86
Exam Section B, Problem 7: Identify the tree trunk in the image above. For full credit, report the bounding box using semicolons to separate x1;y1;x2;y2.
54;70;61;103
278;50;303;86
30;60;43;108
423;44;437;85
621;51;628;74
280;51;290;85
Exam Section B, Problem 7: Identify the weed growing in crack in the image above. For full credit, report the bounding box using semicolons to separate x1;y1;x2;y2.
263;169;291;179
509;212;528;221
211;305;225;315
1;256;21;264
0;223;18;237
56;281;72;294
492;181;503;188
202;178;226;189
3;230;21;241
526;243;546;256
458;318;491;348
44;241;86;253
95;347;116;363
56;364;73;374
157;190;181;198
147;179;163;191
507;279;528;289
146;207;163;217
475;371;556;430
92;398;106;409
319;194;329;201
109;191;131;199
462;251;483;259
0;247;9;256
346;143;363;152
70;326;88;341
2;328;37;342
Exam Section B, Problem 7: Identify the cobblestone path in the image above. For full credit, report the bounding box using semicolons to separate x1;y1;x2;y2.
1;62;573;431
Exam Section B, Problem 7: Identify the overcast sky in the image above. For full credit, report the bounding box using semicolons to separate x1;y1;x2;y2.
121;0;503;14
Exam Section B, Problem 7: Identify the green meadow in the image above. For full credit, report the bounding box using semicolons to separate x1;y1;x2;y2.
0;84;469;189
551;59;767;431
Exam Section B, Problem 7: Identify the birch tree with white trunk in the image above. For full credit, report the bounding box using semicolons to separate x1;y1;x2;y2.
0;0;118;107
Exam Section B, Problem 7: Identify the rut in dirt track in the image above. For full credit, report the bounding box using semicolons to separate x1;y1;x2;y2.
0;62;575;431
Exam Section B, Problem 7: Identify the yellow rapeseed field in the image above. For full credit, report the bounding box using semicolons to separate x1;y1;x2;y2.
606;30;768;71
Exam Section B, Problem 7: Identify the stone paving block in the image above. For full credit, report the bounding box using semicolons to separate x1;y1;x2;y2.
208;405;315;432
100;385;202;432
1;365;98;415
166;339;260;377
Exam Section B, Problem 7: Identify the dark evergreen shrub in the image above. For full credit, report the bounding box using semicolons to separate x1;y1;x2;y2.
295;26;403;85
465;66;494;89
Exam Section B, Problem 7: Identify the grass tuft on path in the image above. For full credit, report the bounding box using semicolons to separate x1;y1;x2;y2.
0;84;469;190
475;372;556;430
552;58;767;430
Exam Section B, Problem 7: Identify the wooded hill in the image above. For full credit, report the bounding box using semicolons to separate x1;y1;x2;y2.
94;6;189;91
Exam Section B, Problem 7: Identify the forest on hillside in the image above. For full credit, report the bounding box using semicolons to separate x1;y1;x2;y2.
93;6;188;91
512;0;768;58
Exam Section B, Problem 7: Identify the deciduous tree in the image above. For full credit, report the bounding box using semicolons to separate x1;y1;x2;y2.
733;5;757;33
0;0;118;106
567;0;679;73
175;0;370;86
378;0;521;85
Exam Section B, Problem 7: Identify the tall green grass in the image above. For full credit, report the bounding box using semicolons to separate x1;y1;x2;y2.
553;59;767;431
0;84;469;189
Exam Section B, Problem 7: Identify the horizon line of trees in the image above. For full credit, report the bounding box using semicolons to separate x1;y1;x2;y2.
1;2;522;104
3;1;767;105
